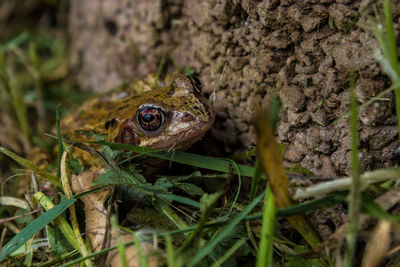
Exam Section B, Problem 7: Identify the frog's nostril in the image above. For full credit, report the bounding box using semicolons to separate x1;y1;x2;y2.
181;112;195;122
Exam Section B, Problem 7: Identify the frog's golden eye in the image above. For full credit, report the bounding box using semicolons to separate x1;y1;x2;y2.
136;106;165;132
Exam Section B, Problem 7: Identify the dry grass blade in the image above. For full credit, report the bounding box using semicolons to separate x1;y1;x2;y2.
0;196;29;210
255;110;321;248
361;220;391;267
60;149;93;267
293;168;400;200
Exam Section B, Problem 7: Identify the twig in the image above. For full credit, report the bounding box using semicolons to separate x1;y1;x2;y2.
0;226;7;255
0;209;39;225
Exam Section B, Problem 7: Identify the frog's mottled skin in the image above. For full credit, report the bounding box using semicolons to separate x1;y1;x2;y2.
62;74;215;150
63;74;215;263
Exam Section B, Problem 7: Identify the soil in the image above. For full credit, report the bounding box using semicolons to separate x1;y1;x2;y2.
69;0;400;176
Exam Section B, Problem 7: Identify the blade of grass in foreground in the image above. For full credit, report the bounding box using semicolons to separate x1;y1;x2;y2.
56;107;64;179
166;235;180;267
33;192;93;267
57;191;346;267
256;185;276;267
255;110;321;248
0;197;76;262
373;0;400;142
187;192;265;267
249;160;263;200
383;0;400;113
344;73;361;267
60;150;92;267
0;186;107;263
211;239;246;267
94;141;258;178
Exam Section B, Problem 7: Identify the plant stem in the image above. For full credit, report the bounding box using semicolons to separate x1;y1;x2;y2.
344;73;361;267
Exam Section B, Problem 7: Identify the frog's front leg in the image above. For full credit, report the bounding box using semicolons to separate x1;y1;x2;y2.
70;170;112;253
71;170;159;267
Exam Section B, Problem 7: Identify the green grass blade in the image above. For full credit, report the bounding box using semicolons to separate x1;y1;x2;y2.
361;196;400;221
33;192;80;250
9;72;30;142
165;235;179;267
178;193;220;253
276;192;347;218
132;233;147;267
211;239;246;267
227;159;242;213
256;185;276;267
94;141;258;177
249;160;263;200
0;197;76;262
188;192;265;267
154;200;189;231
344;73;361;267
383;0;400;146
57;191;345;267
383;0;400;144
56;108;64;179
158;193;200;208
384;0;400;76
1;32;30;52
374;0;400;143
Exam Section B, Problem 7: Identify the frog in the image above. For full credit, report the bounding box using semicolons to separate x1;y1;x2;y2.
61;73;215;266
62;74;214;149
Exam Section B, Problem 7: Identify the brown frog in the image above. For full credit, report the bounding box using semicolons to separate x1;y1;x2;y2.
62;74;214;151
63;74;215;265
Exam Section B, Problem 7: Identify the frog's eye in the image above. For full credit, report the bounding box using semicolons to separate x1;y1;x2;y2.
136;106;165;132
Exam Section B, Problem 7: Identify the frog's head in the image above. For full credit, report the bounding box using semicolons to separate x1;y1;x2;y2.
111;74;215;149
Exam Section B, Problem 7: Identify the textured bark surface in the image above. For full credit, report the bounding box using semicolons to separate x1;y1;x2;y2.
69;0;400;176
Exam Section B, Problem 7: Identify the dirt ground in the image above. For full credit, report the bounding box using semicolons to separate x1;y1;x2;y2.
69;0;400;177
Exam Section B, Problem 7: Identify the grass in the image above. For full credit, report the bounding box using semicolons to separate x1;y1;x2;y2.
2;1;400;266
344;72;361;267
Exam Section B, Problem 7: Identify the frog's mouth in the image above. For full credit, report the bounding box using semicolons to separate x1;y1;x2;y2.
144;120;214;150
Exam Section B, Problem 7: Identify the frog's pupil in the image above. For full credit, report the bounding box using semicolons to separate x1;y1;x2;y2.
142;113;154;123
